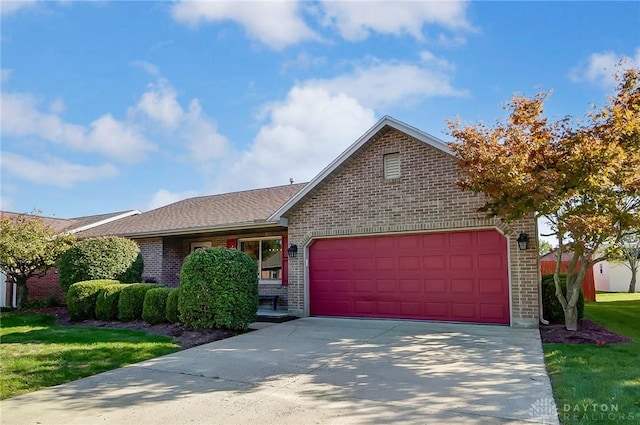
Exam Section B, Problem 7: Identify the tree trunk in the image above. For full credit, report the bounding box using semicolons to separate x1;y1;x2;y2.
564;305;578;331
17;284;29;309
629;271;637;293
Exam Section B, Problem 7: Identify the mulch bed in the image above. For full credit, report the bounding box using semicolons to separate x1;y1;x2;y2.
539;318;631;344
23;307;246;349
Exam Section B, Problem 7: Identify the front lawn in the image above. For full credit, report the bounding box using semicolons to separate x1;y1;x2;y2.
0;313;180;399
544;293;640;424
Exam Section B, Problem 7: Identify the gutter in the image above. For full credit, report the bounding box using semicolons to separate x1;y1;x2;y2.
113;220;284;239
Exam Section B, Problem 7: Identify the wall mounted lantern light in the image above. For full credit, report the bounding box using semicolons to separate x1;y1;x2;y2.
287;244;298;258
516;232;529;251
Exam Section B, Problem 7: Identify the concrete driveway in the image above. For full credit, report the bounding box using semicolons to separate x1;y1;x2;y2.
1;318;558;425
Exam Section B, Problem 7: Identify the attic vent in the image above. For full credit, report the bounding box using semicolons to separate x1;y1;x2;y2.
383;153;400;179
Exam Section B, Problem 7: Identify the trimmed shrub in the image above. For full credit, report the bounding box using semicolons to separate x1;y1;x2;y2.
58;237;144;294
541;274;585;323
95;284;129;321
179;247;258;331
118;283;161;321
67;280;120;321
142;287;172;325
165;288;181;324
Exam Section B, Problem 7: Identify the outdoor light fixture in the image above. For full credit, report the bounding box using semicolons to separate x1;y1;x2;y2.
287;244;298;258
517;232;529;251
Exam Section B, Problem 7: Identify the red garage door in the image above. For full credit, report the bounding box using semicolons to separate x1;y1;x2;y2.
309;230;510;324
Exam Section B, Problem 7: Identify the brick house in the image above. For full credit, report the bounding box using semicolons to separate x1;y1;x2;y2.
1;210;140;307
77;116;541;327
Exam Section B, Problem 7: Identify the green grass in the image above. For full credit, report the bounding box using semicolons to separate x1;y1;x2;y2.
544;293;640;424
0;313;180;400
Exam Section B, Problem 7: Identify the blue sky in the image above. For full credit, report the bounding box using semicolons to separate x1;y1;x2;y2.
1;1;639;225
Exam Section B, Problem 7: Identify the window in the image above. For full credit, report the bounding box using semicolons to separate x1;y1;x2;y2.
384;153;400;179
190;241;211;252
240;238;282;282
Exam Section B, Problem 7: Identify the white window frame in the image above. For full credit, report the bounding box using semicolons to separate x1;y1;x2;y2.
238;236;283;284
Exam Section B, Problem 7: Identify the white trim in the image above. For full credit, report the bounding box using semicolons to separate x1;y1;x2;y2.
268;116;452;222
68;210;141;234
238;236;283;284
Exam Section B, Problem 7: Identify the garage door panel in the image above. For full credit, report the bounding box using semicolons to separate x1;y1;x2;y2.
376;279;396;292
451;279;475;294
375;257;396;270
309;230;509;324
451;303;476;319
478;254;505;270
332;280;351;292
425;302;449;319
479;279;506;294
424;279;448;293
450;255;473;270
399;279;421;293
423;255;446;270
399;302;422;316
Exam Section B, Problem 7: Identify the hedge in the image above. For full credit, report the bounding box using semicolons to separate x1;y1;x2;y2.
541;274;585;323
179;247;258;330
165;288;181;324
118;283;162;322
67;280;120;321
95;284;129;321
58;237;143;294
142;287;172;325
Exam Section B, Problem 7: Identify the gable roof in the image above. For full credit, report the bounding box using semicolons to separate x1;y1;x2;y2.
0;210;139;234
76;183;306;239
268;115;452;222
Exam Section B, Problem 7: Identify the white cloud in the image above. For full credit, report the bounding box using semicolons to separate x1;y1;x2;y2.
569;48;640;87
133;80;183;129
0;152;119;188
0;0;38;16
1;92;156;163
218;85;377;191
146;188;199;211
319;0;472;41
171;0;319;50
129;79;229;162
305;53;467;109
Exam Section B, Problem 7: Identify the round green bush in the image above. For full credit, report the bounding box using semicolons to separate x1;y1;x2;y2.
165;288;181;324
142;287;172;325
58;237;144;294
178;247;258;330
118;283;161;322
541;274;585;323
67;280;120;321
95;284;129;321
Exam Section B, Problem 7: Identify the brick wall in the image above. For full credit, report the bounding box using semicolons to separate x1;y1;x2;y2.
26;268;64;304
148;230;289;306
137;238;163;283
284;126;540;327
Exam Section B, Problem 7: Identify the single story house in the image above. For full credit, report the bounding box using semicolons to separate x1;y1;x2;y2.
76;116;541;328
594;259;639;293
0;210;140;307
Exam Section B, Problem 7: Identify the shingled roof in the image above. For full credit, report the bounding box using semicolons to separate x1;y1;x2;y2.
0;210;139;234
76;183;307;239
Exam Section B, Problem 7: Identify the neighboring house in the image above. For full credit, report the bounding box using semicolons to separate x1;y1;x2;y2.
594;259;639;293
0;210;140;307
76;116;541;327
540;250;596;301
